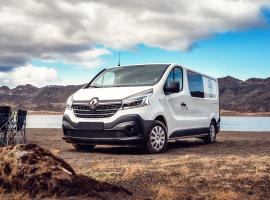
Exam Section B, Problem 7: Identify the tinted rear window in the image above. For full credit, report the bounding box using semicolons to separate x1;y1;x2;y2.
187;71;204;98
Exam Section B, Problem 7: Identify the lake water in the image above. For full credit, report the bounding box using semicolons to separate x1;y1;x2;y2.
26;115;270;132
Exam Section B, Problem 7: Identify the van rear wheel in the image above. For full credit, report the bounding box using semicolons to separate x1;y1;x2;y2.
203;121;217;144
144;121;167;154
72;144;95;151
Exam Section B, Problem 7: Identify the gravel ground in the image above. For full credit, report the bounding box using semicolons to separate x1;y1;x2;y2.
26;129;270;200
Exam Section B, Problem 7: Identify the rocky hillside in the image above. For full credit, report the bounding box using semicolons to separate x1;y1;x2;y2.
0;84;82;112
0;76;270;112
219;76;270;112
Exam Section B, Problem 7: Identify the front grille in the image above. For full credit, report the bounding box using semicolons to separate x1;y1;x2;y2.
72;101;122;118
65;130;127;138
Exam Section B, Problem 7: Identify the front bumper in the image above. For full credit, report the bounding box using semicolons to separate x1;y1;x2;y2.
62;114;153;145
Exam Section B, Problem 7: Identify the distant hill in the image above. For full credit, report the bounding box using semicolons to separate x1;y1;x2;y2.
0;76;270;113
0;84;82;112
219;76;270;112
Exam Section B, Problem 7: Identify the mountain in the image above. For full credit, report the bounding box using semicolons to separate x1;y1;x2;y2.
0;84;82;112
218;76;270;112
0;76;270;113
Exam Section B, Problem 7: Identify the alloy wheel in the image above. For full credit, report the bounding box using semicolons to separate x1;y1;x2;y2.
149;125;166;151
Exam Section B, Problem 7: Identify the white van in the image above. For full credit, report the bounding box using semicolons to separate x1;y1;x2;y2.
62;64;220;153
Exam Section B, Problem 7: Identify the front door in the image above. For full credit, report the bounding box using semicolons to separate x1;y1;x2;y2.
163;67;190;135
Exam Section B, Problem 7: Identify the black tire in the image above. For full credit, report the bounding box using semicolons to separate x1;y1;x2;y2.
144;120;168;154
72;144;95;151
203;121;217;144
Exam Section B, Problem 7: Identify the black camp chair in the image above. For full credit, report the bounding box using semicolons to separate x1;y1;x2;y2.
7;109;27;145
16;109;27;143
0;106;11;146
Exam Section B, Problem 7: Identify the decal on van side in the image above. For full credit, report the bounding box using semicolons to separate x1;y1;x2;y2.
203;77;217;99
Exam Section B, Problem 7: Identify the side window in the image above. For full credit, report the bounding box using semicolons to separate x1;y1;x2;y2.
164;67;183;94
174;68;183;90
164;70;174;89
187;71;204;98
203;77;217;99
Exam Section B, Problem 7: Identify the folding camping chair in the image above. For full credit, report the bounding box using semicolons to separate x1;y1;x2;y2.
0;106;11;146
16;109;27;144
7;110;27;145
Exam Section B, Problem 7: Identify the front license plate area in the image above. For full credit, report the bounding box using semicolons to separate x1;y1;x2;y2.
78;122;104;130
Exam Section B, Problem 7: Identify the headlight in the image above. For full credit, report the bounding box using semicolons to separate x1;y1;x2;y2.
66;95;73;110
122;89;153;109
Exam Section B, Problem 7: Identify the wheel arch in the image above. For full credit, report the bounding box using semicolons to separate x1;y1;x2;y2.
210;117;217;130
154;115;167;128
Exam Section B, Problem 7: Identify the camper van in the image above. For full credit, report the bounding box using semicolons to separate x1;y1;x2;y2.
62;64;220;153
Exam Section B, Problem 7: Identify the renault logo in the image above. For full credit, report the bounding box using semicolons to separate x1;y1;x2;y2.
89;97;99;110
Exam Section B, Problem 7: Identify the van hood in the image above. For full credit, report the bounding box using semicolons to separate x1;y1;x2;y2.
72;86;153;101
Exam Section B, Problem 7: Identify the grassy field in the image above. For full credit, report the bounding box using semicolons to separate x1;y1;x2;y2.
2;129;270;199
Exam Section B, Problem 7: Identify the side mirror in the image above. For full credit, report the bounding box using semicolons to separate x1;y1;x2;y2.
164;81;180;94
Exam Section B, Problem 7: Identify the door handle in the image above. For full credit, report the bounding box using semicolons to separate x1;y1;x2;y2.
181;102;187;107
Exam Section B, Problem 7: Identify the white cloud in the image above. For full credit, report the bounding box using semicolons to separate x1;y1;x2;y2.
0;0;269;71
39;48;111;69
0;65;60;87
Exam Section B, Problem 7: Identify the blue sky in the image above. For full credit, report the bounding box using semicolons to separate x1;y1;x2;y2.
1;1;270;87
32;25;270;85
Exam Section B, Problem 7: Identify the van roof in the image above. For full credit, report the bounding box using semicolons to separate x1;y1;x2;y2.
108;63;217;80
108;63;171;68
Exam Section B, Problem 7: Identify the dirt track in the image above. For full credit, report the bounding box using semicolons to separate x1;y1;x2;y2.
26;129;270;200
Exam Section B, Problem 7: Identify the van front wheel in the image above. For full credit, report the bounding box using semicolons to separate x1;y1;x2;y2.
144;121;167;154
203;121;217;144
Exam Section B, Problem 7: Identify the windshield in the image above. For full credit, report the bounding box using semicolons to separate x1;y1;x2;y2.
88;64;169;87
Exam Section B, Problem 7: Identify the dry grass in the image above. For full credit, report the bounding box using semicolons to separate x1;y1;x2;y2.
148;154;270;200
0;188;28;200
1;129;270;199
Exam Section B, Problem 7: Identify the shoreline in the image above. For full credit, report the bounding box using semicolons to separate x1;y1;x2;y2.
28;110;270;117
220;110;270;117
28;111;63;115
